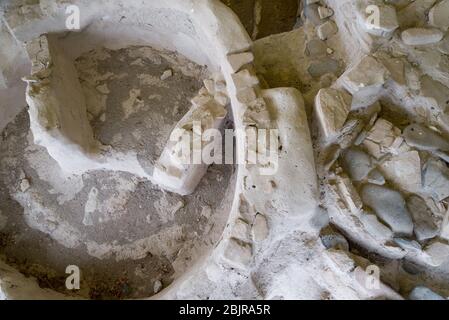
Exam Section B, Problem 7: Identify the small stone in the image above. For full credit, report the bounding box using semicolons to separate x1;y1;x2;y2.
362;118;403;159
360;213;393;241
438;33;449;55
367;170;385;185
307;58;340;78
232;218;250;240
304;4;322;26
214;92;229;106
361;184;414;236
420;75;449;113
306;39;328;57
407;195;439;241
341;148;373;182
429;0;449;31
317;21;338;40
226;52;254;73
401;28;444;46
252;214;268;242
231;69;259;93
379;151;421;193
223;238;253;268
320;227;349;251
340;55;389;108
318;6;334;19
236;87;257;104
424;241;449;266
160;69;173;80
409;286;445;300
153;280;163;294
20;178;30;192
403;124;449;153
314;88;352;140
422;159;449;201
203;79;215;94
335;175;363;214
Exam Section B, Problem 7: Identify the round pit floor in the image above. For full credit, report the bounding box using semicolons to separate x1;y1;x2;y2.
0;46;235;299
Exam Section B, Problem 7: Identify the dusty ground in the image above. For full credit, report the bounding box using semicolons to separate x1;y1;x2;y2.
0;46;235;299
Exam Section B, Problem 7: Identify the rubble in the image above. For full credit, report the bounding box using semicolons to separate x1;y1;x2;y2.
407;195;440;241
422;159;449;202
340;56;389;108
314;88;352;140
401;28;444;46
361;184;414;236
409;286;445;300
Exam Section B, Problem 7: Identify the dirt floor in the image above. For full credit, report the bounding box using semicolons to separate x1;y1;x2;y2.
0;46;235;299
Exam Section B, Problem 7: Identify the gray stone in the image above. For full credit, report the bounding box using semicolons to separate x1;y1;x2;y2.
307;58;340;78
401;28;444;46
429;0;449;31
320;227;349;251
403;124;449;153
425;241;449;266
407;195;439;241
422;159;449;201
304;4;322;26
409;286;445;300
317;21;338;40
341;148;373;182
252;214;269;242
361;184;414;236
367;170;385;185
305;39;328;57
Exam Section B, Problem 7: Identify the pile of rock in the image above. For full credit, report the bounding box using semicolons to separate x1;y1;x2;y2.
316;49;449;298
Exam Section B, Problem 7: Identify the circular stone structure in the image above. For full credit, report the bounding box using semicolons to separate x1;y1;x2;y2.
1;0;412;301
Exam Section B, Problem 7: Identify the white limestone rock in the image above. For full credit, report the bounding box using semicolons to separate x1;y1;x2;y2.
397;0;437;29
379;151;422;193
403;124;449;162
362;118;405;159
407;195;440;241
361;184;414;236
367;169;385;185
314;88;352;140
340;56;389;108
360;213;394;242
334;175;363;214
153;98;227;196
320;227;349;251
222;238;253;269
429;0;449;31
19;178;31;192
401;28;444;46
318;6;334;19
341;148;373;182
317;20;338;40
252;214;269;242
160;69;173;80
226;52;254;73
422;159;449;201
424;241;449;266
230;68;259;91
409;286;445;300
